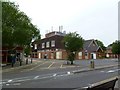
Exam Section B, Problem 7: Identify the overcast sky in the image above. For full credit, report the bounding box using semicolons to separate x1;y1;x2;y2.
9;0;119;46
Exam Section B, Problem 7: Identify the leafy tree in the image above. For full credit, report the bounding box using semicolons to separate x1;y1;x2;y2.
2;2;40;51
95;39;106;51
112;40;120;59
63;32;84;64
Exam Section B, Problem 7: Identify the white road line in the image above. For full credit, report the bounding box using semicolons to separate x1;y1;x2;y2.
100;71;105;72
34;76;39;79
57;74;69;77
30;61;48;70
107;70;115;73
13;83;21;86
107;69;120;73
11;76;33;81
67;72;71;74
14;79;32;82
6;84;10;86
8;80;12;83
53;74;57;77
60;64;63;68
47;62;55;69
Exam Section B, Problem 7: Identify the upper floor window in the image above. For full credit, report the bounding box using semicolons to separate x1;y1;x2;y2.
34;44;37;49
46;42;50;48
42;43;45;48
51;40;55;47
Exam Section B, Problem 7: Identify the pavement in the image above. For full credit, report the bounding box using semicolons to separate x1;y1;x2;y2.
1;58;42;73
1;58;119;73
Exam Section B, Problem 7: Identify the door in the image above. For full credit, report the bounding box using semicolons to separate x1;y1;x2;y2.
38;53;41;59
56;51;62;59
91;53;96;59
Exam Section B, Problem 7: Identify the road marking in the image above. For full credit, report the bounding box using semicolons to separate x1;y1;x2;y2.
8;80;12;83
67;72;71;74
100;71;105;72
107;69;120;73
57;74;69;77
13;83;21;86
14;79;32;82
47;62;55;69
6;84;10;86
53;74;57;77
34;76;39;79
82;86;88;89
60;64;63;68
107;70;115;73
30;61;48;70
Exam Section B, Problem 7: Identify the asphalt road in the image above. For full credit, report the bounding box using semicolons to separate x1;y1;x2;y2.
1;59;119;89
2;66;119;88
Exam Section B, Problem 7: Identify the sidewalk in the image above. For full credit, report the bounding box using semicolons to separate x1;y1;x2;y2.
1;59;119;73
1;58;41;73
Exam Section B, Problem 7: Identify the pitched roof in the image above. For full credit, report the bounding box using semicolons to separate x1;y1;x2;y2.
83;39;102;52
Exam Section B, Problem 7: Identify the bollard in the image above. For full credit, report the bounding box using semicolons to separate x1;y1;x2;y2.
11;62;14;67
20;60;22;66
92;61;94;68
26;58;28;64
11;60;14;67
31;58;32;63
90;61;94;69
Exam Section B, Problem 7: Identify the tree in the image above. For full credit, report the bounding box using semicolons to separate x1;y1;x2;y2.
112;40;120;59
63;32;84;64
2;2;40;51
95;39;106;51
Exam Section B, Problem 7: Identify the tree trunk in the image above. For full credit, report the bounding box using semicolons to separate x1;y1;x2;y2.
118;54;120;62
71;60;73;65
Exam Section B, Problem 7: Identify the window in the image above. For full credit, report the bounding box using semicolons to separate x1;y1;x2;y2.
34;44;37;49
46;42;50;48
51;40;55;47
78;52;82;56
85;52;88;56
42;43;45;48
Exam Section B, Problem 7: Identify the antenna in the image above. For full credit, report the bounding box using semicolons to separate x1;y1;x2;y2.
61;25;63;32
59;25;63;32
51;26;53;32
59;26;60;32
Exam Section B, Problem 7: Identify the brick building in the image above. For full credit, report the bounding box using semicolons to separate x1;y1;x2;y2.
32;31;103;60
2;46;23;63
105;46;118;58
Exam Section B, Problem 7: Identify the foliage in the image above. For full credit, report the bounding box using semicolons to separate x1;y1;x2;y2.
24;45;31;56
112;40;120;55
63;32;84;64
95;39;106;51
2;2;40;49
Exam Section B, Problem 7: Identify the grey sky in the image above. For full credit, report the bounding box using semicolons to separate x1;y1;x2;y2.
10;0;119;46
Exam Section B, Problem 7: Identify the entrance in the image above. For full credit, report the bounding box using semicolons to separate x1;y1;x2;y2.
91;53;96;59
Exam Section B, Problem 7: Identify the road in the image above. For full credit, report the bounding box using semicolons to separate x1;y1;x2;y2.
1;59;119;89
